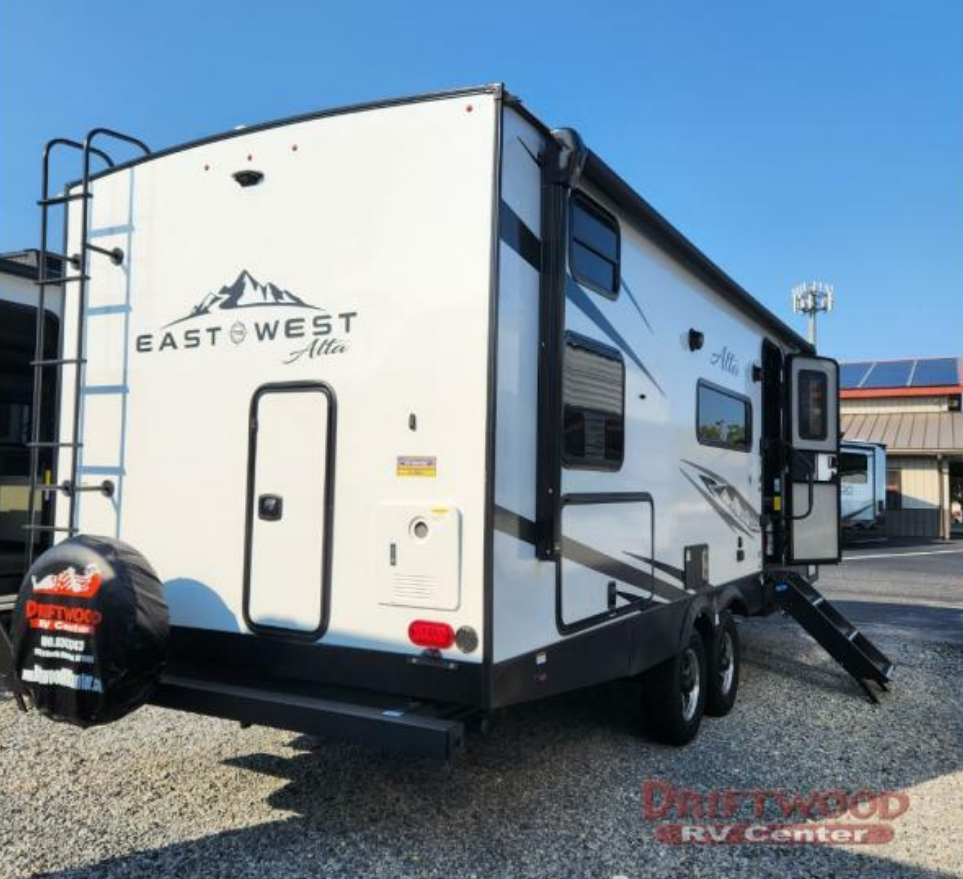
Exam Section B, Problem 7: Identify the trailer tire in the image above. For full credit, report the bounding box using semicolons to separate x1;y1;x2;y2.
641;629;707;746
706;611;740;717
11;535;169;727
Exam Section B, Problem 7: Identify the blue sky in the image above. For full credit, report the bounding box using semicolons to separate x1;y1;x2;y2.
1;1;959;360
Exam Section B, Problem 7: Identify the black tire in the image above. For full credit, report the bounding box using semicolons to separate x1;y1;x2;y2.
706;612;740;717
641;629;707;746
11;535;168;727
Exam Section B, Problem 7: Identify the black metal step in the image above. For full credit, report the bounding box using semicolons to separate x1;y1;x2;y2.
153;672;469;759
773;571;894;701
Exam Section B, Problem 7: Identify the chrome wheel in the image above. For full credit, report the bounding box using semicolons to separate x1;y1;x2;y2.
680;647;701;722
717;630;735;695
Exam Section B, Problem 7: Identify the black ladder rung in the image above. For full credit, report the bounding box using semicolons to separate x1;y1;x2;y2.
30;357;87;367
847;629;859;641
38;480;114;496
22;524;75;534
38;192;90;206
34;274;89;286
26;441;83;448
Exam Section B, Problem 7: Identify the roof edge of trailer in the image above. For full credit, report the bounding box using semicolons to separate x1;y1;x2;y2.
580;150;814;353
59;84;810;351
70;84;505;189
502;93;813;354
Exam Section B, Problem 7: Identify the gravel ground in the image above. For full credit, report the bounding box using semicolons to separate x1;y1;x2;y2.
2;558;962;878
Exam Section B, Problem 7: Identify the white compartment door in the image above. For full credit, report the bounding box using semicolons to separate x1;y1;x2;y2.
786;356;840;564
558;495;654;633
244;382;335;636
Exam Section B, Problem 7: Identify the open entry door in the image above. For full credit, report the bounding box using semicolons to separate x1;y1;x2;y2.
785;356;841;563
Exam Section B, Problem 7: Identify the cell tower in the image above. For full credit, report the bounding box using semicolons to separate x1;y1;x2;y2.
792;281;834;347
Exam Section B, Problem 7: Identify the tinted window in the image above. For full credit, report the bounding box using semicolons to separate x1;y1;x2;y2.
798;369;828;441
697;382;751;451
570;194;620;296
563;333;624;470
840;452;869;485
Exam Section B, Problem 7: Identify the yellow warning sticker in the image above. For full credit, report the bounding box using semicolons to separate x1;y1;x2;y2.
397;456;437;478
773;496;782;512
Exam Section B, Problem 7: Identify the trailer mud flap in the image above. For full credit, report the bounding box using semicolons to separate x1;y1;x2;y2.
243;382;336;639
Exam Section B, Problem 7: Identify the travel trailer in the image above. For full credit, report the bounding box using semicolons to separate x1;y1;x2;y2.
0;252;62;601
840;440;887;531
0;86;893;755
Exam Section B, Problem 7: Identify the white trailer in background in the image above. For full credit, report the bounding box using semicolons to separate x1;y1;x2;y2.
840;440;887;530
0;86;895;752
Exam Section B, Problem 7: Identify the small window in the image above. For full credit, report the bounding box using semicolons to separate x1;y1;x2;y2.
697;381;751;451
562;333;624;470
798;369;828;441
886;468;902;511
840;452;869;485
569;193;620;297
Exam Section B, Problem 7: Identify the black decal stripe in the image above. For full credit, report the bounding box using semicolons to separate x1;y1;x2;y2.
842;502;874;521
620;278;653;332
680;470;755;538
516;136;541;167
624;552;685;583
566;278;666;396
681;459;762;526
499;201;541;272
493;505;685;603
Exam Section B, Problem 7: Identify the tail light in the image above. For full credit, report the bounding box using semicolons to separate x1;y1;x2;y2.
408;620;455;650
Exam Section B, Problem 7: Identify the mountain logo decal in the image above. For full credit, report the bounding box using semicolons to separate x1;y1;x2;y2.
135;269;358;364
165;270;317;326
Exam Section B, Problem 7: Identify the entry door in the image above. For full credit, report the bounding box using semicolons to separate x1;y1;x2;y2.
785;356;840;563
243;382;335;637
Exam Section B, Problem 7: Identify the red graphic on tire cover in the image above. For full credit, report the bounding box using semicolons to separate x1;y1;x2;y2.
32;563;103;599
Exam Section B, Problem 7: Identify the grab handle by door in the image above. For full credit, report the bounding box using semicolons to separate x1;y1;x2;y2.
258;494;283;521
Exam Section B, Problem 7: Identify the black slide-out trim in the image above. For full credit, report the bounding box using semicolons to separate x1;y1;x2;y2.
499;201;541;271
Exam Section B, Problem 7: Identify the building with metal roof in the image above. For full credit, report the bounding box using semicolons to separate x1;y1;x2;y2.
840;356;963;539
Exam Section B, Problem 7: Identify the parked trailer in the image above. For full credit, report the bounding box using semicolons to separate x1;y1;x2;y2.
840;440;887;531
0;252;62;604
0;86;893;754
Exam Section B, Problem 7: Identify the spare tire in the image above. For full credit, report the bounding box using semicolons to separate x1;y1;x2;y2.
11;535;169;727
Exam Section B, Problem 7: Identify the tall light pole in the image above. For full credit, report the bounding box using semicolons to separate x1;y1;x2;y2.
792;281;834;347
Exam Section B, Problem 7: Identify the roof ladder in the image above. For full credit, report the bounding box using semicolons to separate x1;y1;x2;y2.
23;130;149;568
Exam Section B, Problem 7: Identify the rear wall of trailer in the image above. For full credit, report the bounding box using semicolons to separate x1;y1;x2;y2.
57;91;500;661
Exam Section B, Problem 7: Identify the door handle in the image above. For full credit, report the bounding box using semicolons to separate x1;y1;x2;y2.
258;494;283;521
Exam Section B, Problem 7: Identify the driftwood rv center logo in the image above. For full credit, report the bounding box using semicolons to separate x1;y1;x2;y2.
134;271;357;364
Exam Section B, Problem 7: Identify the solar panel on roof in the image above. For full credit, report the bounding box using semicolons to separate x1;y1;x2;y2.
861;360;914;389
909;358;959;387
840;362;872;388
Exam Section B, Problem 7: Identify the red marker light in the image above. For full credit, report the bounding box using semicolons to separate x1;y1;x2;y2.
465;104;474;113
408;620;455;649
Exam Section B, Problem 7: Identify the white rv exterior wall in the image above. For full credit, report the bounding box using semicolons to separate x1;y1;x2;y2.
493;106;779;663
58;94;499;660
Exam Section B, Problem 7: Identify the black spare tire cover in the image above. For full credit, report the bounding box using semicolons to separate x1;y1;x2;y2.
12;535;169;727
